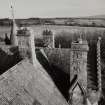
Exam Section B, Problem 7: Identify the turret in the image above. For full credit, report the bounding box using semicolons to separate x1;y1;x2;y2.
43;29;55;48
10;6;18;46
16;27;36;66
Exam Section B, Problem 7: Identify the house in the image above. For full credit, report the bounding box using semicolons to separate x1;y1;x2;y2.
0;8;103;105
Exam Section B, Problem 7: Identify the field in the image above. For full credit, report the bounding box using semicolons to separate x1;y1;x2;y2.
1;25;105;39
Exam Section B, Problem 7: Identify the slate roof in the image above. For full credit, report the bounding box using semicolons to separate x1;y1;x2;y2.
36;48;70;100
43;48;71;74
87;42;98;90
0;45;21;74
0;58;68;105
0;42;102;103
43;46;98;90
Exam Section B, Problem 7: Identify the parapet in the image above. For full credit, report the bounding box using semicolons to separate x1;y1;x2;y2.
71;39;89;51
17;27;33;36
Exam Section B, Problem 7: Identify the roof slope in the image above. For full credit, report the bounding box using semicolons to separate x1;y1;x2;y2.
87;42;98;90
0;45;21;74
44;48;71;74
43;47;98;90
36;48;70;100
0;58;68;105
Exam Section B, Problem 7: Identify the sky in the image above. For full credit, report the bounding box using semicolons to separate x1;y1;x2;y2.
0;0;105;18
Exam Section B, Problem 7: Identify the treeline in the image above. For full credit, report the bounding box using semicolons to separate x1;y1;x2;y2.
1;18;105;28
65;22;105;28
35;29;105;48
55;31;103;48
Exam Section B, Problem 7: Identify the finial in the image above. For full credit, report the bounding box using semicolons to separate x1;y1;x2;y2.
59;43;61;48
98;36;101;41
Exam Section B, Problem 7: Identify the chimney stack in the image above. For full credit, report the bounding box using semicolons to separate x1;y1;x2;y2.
16;27;36;66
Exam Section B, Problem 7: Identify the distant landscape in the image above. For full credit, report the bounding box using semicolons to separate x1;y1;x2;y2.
1;14;105;28
1;14;105;48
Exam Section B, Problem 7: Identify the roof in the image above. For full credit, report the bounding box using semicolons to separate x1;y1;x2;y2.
44;48;71;74
0;45;21;74
36;48;70;100
43;46;98;90
0;58;68;105
87;42;98;90
69;75;86;96
0;42;101;102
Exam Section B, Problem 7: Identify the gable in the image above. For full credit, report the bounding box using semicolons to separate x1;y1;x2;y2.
72;83;84;105
72;83;83;95
73;84;82;93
